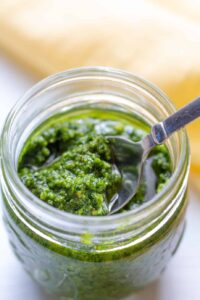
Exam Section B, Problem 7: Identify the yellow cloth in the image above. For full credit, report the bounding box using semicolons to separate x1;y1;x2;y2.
190;174;200;194
0;0;200;174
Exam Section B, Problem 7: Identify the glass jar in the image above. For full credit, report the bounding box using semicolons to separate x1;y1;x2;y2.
0;67;190;300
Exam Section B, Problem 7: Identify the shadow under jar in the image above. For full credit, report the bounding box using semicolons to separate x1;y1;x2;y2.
0;67;190;300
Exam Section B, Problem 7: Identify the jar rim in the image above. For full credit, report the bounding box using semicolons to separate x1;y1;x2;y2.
1;66;190;231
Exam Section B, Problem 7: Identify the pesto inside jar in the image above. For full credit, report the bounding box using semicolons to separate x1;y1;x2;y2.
18;109;172;216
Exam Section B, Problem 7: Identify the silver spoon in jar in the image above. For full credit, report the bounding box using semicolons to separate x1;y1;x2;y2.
108;96;200;215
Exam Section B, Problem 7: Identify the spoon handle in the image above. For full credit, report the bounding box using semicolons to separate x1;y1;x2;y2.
151;96;200;144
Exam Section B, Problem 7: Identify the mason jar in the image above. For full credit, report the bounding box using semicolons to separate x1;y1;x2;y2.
0;67;190;300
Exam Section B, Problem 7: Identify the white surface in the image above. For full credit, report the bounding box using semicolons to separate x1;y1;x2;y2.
0;55;200;300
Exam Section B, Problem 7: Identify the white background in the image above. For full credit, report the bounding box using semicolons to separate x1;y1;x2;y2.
0;55;200;300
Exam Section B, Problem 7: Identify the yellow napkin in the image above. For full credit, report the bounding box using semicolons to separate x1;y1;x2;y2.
191;174;200;194
151;0;200;23
0;0;200;174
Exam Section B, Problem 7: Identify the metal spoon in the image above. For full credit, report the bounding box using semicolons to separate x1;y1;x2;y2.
108;96;200;214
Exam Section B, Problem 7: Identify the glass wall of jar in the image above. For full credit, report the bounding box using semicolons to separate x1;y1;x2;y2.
0;67;190;300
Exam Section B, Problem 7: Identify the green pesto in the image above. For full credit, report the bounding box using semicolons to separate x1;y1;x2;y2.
2;108;188;300
18;109;171;216
3;179;187;300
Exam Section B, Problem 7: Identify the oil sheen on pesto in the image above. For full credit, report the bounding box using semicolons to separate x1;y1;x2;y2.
18;109;171;216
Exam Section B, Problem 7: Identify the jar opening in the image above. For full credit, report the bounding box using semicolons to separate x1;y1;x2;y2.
1;67;190;234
